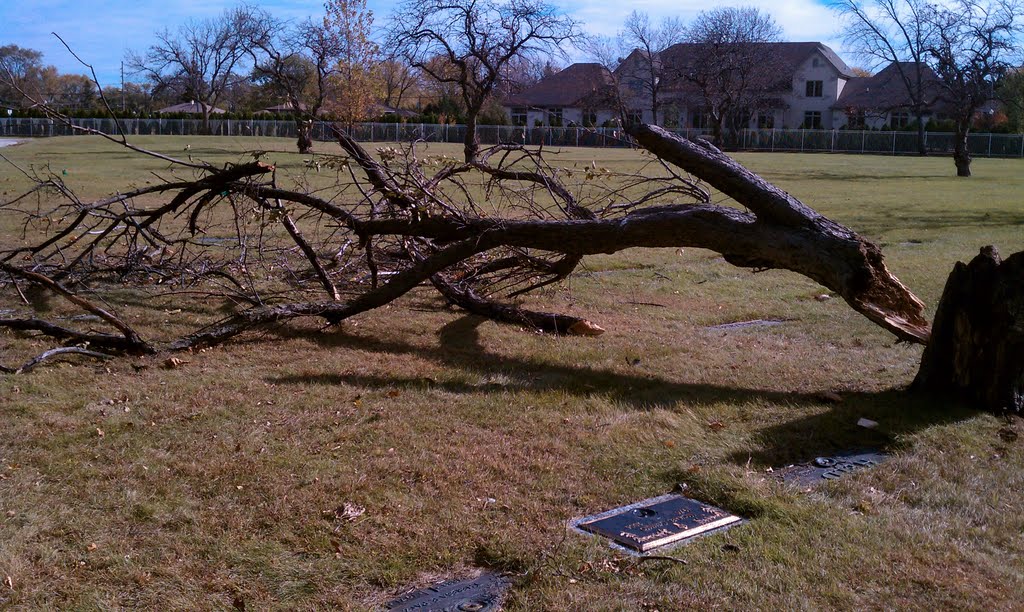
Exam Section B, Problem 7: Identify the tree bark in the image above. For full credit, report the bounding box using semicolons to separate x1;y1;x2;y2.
913;246;1024;414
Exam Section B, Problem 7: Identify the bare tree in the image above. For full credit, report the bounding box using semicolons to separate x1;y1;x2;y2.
380;55;420;109
832;0;942;155
387;0;581;162
616;11;686;125
248;13;344;152
127;5;259;133
925;0;1023;177
681;7;783;148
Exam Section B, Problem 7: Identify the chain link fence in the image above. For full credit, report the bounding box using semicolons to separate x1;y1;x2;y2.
2;118;1023;158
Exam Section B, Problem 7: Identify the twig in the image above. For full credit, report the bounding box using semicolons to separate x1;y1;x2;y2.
625;300;668;308
7;347;114;374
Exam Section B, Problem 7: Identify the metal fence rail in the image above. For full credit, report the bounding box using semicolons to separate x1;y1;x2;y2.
2;118;1023;158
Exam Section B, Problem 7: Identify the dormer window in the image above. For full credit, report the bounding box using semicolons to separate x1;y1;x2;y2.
806;80;824;97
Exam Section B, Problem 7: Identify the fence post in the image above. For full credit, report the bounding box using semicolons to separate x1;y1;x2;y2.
892;131;896;155
862;130;866;153
831;130;836;153
988;133;992;157
771;128;775;152
800;129;805;152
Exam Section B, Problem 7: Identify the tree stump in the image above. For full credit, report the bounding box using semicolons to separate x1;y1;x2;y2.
913;246;1024;414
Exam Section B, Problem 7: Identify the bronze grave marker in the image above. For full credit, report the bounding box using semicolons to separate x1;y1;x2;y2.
572;494;742;553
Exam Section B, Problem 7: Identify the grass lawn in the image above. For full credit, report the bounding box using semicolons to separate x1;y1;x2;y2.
1;135;1023;610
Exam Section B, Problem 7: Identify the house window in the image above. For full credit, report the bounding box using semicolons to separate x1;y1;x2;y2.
891;110;911;129
582;110;597;127
691;110;708;129
511;107;527;126
757;113;775;129
803;111;823;129
812;58;821;68
805;80;824;97
547;107;563;126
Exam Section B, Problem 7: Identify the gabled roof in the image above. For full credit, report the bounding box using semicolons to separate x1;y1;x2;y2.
504;63;615;108
157;101;226;115
835;62;943;111
650;41;857;83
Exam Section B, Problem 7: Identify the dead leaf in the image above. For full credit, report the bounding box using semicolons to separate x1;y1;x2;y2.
708;420;726;431
163;357;188;369
4;575;12;590
663;440;676;448
87;542;97;551
814;294;832;302
568;320;605;337
386;390;401;398
95;428;105;437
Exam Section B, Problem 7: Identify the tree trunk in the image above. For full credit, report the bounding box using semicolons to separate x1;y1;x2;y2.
464;114;479;163
913;246;1024;414
954;123;972;177
916;114;927;156
710;115;725;148
296;119;314;154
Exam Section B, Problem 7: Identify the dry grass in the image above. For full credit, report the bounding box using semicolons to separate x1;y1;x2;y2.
1;136;1023;610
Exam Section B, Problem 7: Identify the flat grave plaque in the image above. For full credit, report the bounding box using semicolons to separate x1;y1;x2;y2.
385;572;509;612
778;449;889;488
574;494;742;553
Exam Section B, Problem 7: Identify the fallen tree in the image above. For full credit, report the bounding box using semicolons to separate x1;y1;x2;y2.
0;116;933;360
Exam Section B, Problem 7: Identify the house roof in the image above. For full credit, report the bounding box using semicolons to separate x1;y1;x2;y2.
262;101;308;113
504;63;615;108
157;101;226;115
651;41;857;84
835;62;944;111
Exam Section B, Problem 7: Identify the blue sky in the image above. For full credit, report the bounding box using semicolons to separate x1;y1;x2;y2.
0;0;844;86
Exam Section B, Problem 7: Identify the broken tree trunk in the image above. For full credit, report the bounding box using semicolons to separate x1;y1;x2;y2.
626;124;932;344
912;246;1024;414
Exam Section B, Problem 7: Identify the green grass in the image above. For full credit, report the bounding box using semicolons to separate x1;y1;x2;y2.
1;136;1023;610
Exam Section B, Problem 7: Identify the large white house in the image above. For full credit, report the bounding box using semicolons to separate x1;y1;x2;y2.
505;42;942;131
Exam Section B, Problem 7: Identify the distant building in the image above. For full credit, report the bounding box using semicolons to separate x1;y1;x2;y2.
260;101;308;114
832;62;946;129
503;63;616;127
505;43;946;131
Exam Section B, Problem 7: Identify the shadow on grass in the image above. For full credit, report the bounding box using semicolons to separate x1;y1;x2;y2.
266;314;830;411
721;389;979;468
266;314;980;465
